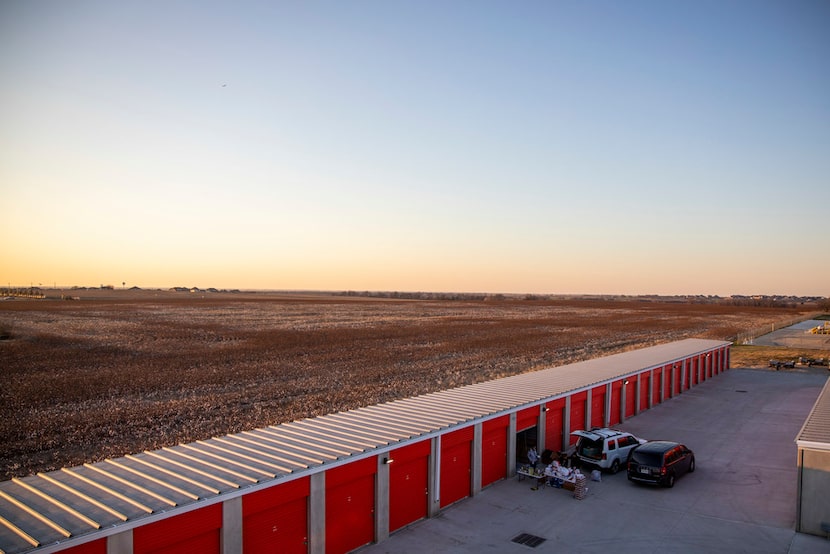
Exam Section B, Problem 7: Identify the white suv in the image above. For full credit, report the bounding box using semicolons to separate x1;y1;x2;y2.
571;428;646;474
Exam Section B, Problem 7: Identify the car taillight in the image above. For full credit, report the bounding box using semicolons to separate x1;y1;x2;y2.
660;466;667;475
602;453;607;460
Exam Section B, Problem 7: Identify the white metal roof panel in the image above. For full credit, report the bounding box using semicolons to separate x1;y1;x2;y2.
795;376;830;451
0;338;729;553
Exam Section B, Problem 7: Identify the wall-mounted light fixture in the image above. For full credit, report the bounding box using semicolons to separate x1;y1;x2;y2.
383;457;394;464
623;380;630;385
541;406;549;412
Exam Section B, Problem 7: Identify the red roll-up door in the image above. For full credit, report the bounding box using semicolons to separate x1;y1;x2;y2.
624;376;637;418
440;426;473;508
674;364;682;396
639;372;650;412
568;391;587;443
609;381;623;426
652;368;662;404
243;476;309;554
684;359;691;388
545;399;565;452
134;504;221;554
62;540;106;554
664;364;673;399
590;385;605;428
481;416;509;488
325;456;376;554
389;440;431;533
516;406;537;432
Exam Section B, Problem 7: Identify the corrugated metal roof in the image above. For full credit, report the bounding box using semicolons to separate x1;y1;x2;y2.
795;377;830;450
0;338;728;554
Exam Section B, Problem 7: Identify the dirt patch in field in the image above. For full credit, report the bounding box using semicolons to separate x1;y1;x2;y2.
0;292;817;480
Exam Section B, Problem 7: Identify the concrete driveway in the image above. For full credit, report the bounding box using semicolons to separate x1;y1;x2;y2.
359;368;830;553
751;319;830;350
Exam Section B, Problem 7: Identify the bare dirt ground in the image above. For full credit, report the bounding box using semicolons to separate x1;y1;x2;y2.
0;290;823;481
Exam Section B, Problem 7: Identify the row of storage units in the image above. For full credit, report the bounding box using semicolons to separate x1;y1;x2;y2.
0;338;730;554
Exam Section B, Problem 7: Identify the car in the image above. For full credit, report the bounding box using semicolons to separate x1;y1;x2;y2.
627;441;695;487
769;359;796;370
570;428;646;474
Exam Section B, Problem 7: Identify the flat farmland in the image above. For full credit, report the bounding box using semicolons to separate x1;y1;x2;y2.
0;291;816;481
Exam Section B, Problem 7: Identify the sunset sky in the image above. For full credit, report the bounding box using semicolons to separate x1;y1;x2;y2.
2;1;828;296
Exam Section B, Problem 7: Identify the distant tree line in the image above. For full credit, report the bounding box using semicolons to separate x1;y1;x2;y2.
0;287;45;298
338;290;827;307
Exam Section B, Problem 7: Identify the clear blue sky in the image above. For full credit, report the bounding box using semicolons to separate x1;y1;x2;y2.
2;1;828;296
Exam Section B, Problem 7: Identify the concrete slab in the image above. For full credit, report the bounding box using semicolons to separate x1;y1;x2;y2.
359;369;830;553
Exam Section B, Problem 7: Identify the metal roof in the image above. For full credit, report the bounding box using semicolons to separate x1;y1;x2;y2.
795;376;830;451
0;337;729;554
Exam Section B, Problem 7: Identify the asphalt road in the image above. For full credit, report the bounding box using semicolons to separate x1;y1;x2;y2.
752;319;830;350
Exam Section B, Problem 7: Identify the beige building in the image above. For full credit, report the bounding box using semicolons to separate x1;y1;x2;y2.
795;376;830;537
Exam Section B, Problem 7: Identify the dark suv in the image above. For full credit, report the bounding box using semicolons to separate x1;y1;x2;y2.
627;441;695;488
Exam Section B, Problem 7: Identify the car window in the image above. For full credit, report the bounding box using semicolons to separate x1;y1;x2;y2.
607;439;616;451
621;436;637;448
631;450;660;466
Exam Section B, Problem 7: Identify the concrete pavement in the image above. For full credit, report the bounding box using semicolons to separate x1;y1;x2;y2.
359;368;830;553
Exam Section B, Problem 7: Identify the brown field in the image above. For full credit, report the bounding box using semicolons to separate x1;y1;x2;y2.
0;290;823;481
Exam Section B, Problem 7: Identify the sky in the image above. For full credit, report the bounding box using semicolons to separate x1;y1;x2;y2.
1;1;828;296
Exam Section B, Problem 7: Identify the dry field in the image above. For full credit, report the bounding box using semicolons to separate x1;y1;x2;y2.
0;291;819;481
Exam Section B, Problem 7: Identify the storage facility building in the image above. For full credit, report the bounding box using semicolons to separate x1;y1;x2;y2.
795;377;830;537
0;338;731;554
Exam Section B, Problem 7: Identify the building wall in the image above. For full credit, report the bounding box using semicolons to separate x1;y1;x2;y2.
798;448;830;536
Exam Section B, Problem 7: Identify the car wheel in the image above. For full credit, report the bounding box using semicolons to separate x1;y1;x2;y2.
610;460;620;474
689;457;695;473
666;473;675;488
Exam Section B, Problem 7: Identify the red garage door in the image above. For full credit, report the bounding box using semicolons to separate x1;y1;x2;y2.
516;406;537;432
624;376;637;419
134;504;221;554
243;476;309;554
440;427;473;508
481;416;509;488
672;363;683;396
639;372;650;412
664;364;673;399
590;385;605;428
609;381;623;426
62;540;106;554
326;456;376;554
568;391;587;443
652;367;663;405
389;440;431;533
545;399;565;452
